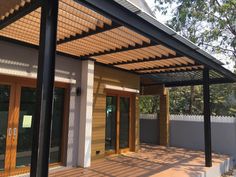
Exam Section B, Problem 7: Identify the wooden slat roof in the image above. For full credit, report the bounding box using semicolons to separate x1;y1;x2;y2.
0;0;235;86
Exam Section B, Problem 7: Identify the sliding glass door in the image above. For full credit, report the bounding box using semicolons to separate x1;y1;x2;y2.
105;96;117;152
105;93;132;154
15;87;65;168
0;76;68;176
119;97;130;149
0;85;11;172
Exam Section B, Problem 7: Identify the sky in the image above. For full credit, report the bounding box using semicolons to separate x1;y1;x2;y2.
145;0;172;23
144;0;234;71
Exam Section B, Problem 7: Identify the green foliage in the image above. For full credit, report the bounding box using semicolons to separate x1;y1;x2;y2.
169;84;236;116
169;86;203;114
210;83;236;116
154;0;236;64
140;84;236;116
140;96;160;114
147;0;236;116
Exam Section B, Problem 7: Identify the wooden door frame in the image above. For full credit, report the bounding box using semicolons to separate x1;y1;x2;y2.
0;81;16;177
0;74;70;176
105;89;135;155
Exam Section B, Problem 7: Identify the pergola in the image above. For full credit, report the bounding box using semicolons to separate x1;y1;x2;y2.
0;0;236;176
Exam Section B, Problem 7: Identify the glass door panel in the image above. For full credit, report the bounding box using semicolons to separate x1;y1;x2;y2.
50;88;65;163
0;85;10;171
105;96;117;151
16;87;65;168
119;97;130;149
16;87;36;167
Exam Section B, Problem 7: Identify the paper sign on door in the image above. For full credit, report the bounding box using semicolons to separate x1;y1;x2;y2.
22;115;32;128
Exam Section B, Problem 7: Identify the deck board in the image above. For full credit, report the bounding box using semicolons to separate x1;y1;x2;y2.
49;144;230;177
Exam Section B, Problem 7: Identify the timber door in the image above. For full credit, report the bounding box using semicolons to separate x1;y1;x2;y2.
105;92;133;154
0;84;14;177
0;76;68;176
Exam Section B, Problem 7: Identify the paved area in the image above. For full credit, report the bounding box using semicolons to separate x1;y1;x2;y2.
50;144;230;177
222;167;236;177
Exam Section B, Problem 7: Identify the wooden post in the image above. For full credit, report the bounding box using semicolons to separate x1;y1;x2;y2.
159;88;170;146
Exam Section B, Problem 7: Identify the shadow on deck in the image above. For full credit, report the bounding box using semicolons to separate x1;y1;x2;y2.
50;144;232;177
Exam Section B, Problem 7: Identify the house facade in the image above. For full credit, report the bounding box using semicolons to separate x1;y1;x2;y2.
0;0;235;176
0;39;143;176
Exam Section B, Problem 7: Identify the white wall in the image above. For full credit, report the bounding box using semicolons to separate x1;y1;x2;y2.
140;114;236;165
170;115;236;164
78;60;94;167
0;40;82;167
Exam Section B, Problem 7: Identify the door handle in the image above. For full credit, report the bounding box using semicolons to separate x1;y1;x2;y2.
8;128;12;137
13;128;17;139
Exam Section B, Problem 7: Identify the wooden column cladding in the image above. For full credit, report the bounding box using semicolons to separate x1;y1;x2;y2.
141;84;170;146
159;88;170;146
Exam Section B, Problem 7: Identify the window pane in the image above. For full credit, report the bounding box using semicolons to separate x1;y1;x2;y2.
16;87;36;167
16;87;65;167
0;85;10;171
119;97;130;149
50;88;65;163
105;96;117;151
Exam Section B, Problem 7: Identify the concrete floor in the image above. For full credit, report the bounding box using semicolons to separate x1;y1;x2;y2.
50;144;232;177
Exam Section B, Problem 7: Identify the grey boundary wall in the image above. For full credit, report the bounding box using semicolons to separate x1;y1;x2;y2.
140;114;236;164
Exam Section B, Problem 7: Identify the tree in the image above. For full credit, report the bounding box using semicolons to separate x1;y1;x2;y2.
149;0;236;116
140;96;160;114
154;0;236;68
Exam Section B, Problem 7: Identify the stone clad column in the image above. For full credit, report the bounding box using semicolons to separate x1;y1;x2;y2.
78;60;94;167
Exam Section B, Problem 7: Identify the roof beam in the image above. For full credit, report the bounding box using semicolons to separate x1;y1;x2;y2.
0;0;41;30
0;35;92;62
142;78;234;87
57;22;121;44
77;0;236;81
133;63;202;72
82;41;156;58
140;67;203;75
112;54;182;66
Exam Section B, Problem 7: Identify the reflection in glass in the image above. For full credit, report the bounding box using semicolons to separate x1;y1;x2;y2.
50;88;65;163
0;85;10;171
16;87;36;167
16;87;65;167
105;96;117;151
119;97;130;149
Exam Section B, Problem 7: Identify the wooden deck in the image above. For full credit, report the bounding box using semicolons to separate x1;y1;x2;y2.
49;144;230;177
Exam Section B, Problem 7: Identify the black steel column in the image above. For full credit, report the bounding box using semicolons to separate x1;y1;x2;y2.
30;0;58;177
203;67;212;167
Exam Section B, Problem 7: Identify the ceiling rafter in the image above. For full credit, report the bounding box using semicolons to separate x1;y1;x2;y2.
111;54;182;66
82;41;157;58
57;22;121;44
0;0;41;30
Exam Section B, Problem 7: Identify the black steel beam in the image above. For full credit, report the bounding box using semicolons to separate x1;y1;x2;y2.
81;41;156;58
57;22;121;44
0;0;41;30
140;67;203;75
30;0;58;177
203;68;212;167
132;63;201;72
77;0;236;82
141;78;233;87
112;54;181;66
0;35;94;62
